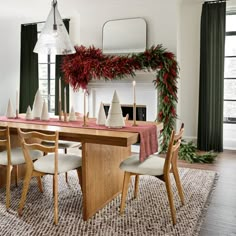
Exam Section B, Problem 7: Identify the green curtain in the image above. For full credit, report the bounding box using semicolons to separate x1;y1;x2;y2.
197;2;226;152
55;19;70;115
20;24;38;113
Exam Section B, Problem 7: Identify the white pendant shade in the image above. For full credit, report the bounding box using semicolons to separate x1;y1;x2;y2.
34;0;75;55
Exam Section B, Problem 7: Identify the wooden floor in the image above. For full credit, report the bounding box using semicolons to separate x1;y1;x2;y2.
178;150;236;236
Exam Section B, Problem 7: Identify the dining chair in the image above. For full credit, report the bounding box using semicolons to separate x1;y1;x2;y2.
0;126;43;209
17;128;82;225
119;124;184;225
41;111;87;183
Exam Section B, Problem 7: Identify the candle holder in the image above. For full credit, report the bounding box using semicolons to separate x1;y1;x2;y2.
64;111;67;122
15;109;19;119
132;103;138;126
82;114;88;127
58;100;62;121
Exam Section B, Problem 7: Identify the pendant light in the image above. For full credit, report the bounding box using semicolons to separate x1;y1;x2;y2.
34;0;75;55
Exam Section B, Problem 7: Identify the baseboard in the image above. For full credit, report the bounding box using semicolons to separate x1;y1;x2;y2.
223;139;236;150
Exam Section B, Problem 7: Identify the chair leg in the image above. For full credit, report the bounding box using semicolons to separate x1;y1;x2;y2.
37;176;43;193
172;167;185;205
77;168;82;192
120;172;131;214
64;148;68;183
6;165;13;210
165;175;176;225
53;175;59;225
15;165;18;187
134;174;139;199
18;170;32;216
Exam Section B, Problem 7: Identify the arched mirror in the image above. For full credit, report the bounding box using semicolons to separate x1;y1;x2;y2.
102;18;147;54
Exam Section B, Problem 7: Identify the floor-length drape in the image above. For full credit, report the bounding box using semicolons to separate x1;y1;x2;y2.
20;24;38;113
197;2;226;152
55;19;70;115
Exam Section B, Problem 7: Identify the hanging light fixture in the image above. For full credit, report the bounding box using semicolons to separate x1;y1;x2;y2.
34;0;75;55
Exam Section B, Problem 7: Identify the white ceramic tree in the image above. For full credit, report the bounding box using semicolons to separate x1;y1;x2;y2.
96;102;106;125
105;90;125;128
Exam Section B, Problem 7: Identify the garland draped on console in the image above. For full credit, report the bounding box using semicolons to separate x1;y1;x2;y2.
62;45;179;151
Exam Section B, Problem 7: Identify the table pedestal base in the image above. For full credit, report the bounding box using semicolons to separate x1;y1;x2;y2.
82;142;131;220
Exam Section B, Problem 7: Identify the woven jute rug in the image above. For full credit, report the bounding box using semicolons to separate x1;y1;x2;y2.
0;168;217;236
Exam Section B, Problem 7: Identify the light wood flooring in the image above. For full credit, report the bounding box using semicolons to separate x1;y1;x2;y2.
178;150;236;236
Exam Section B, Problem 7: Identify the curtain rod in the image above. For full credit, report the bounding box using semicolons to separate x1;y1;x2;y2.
22;18;70;26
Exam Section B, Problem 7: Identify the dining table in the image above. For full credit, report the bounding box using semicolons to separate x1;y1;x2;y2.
0;115;163;220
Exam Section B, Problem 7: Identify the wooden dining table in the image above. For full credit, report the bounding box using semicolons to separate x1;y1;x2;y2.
0;118;163;220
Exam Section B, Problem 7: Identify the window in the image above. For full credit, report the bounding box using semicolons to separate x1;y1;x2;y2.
37;23;56;113
224;13;236;123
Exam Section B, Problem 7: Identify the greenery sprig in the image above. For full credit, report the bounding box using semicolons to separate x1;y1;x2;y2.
179;140;217;163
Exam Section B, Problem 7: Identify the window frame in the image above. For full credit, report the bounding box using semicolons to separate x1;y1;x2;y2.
37;28;56;113
224;13;236;124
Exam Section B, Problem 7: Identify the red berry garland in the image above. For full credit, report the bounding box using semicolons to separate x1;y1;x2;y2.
62;45;179;152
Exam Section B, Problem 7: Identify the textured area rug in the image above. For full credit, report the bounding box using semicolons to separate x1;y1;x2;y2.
0;168;217;236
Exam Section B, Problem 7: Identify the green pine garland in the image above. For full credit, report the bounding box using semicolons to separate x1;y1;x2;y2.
179;140;217;163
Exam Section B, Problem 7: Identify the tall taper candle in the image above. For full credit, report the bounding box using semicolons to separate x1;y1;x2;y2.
132;81;138;126
83;89;87;126
16;89;19;118
58;78;62;120
59;77;61;101
64;87;67;114
133;80;136;104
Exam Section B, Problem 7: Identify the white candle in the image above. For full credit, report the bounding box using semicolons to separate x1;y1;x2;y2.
133;80;136;104
16;90;19;111
84;89;86;116
59;77;61;101
64;87;67;113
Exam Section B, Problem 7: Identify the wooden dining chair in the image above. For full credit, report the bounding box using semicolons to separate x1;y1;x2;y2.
17;128;82;225
0;126;43;209
41;111;88;183
119;124;184;225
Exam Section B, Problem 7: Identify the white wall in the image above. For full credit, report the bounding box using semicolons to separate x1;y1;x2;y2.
3;0;235;148
179;0;236;149
0;0;178;116
0;0;178;120
178;1;202;139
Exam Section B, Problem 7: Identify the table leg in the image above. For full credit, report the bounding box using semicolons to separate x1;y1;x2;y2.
82;142;131;220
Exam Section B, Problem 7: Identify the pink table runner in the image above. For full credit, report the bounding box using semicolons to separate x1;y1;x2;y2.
0;116;157;162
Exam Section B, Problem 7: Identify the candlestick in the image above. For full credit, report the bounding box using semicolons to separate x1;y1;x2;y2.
64;87;67;122
133;80;136;104
83;89;88;127
16;90;19;118
58;78;62;120
59;77;61;101
64;87;67;114
132;102;138;126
